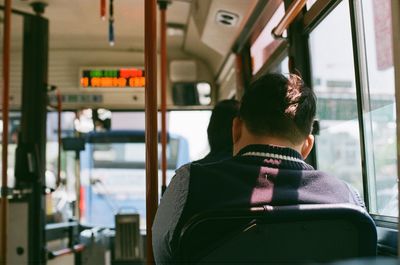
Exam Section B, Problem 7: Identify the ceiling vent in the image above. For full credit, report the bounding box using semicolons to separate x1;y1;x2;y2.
215;10;239;27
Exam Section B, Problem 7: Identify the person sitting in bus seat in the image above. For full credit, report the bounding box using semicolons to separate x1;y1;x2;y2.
194;99;239;164
152;73;365;264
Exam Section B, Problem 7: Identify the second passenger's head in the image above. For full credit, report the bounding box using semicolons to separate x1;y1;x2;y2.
207;99;240;154
233;73;316;158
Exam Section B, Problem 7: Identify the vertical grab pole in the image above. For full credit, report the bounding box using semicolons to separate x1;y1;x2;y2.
1;1;12;264
56;90;62;188
159;0;168;195
145;0;158;263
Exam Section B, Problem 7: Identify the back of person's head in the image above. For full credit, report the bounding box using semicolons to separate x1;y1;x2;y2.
239;73;316;145
207;99;240;153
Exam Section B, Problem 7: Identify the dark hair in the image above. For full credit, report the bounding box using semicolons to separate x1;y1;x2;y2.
207;99;240;153
239;73;316;144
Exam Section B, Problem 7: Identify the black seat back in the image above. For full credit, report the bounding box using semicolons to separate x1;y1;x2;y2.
178;204;377;264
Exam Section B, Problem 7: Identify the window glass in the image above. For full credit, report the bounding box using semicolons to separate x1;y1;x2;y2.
0;114;21;188
307;0;318;10
271;56;289;75
81;141;179;228
0;13;24;189
46;112;77;223
169;111;211;161
80;110;211;229
250;2;285;75
310;1;364;195
361;0;397;217
111;111;211;161
0;112;78;223
172;82;212;106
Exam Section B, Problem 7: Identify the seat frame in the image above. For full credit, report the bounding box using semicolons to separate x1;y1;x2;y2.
177;203;377;264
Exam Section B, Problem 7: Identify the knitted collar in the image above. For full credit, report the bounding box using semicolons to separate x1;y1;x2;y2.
236;144;313;170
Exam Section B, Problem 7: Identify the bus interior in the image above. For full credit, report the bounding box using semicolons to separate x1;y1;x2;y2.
0;0;400;264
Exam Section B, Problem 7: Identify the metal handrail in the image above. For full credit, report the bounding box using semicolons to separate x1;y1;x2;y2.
56;90;62;188
144;0;158;263
0;5;35;17
272;0;307;38
159;1;168;196
47;244;85;260
1;1;12;264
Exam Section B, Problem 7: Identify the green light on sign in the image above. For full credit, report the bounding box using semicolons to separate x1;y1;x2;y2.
90;70;103;77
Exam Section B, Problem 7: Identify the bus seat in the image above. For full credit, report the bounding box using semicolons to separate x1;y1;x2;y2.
177;204;377;264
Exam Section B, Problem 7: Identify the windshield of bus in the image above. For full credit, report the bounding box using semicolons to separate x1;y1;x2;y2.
80;135;188;229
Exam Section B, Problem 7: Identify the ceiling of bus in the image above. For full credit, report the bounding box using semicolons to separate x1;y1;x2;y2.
5;0;257;76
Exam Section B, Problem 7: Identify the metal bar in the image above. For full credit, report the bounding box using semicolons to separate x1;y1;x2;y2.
0;5;34;17
348;0;370;211
56;90;62;188
390;0;400;255
45;221;79;241
47;244;85;260
159;2;168;195
75;149;81;220
251;39;288;80
303;0;341;34
272;0;307;38
249;0;283;45
232;0;274;53
45;221;79;231
371;215;398;228
144;0;158;263
1;1;12;263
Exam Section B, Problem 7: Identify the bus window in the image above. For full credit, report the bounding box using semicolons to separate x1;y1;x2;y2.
0;111;78;223
0;114;21;189
172;82;212;106
361;0;397;217
169;111;211;161
80;132;188;229
110;111;210;161
46;112;77;223
273;56;289;75
250;2;285;75
0;13;23;189
309;1;364;195
79;110;211;229
306;0;318;10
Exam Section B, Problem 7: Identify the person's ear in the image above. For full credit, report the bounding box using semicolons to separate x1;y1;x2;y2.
232;117;242;145
301;134;314;159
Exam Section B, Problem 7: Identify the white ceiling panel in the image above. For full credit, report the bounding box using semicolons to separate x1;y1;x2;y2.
8;0;190;50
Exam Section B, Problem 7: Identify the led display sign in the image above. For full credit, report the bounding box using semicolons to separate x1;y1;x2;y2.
80;68;145;88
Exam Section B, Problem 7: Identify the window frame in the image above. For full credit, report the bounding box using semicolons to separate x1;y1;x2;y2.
391;0;400;249
303;0;399;224
348;0;375;213
303;0;342;34
305;0;399;252
252;40;289;80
